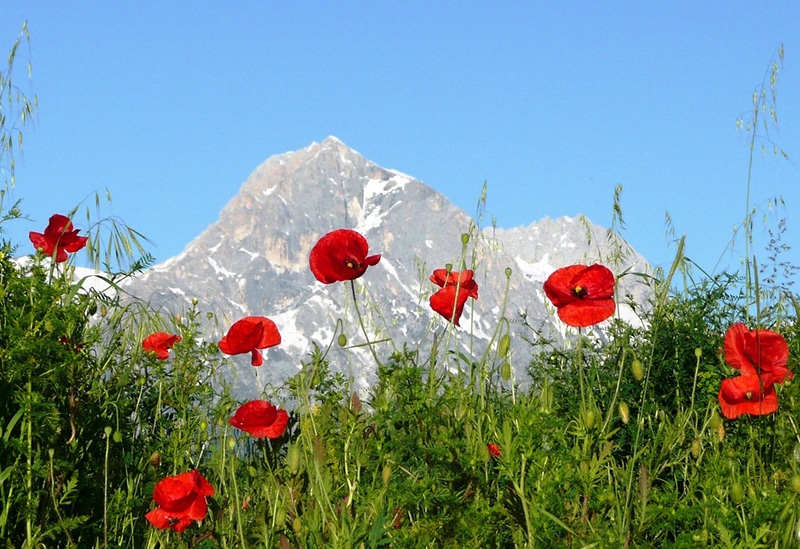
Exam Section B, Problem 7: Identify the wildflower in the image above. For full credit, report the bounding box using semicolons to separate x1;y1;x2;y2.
145;470;214;533
29;214;88;263
717;323;792;420
543;264;615;327
228;399;289;439
219;316;281;366
487;443;502;458
429;268;479;326
309;229;381;283
723;323;792;383
718;374;779;419
142;332;182;360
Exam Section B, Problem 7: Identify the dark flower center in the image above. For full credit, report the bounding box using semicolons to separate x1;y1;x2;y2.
572;285;587;298
745;391;753;401
345;259;361;270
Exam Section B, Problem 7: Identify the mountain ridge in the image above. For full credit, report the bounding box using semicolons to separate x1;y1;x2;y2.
127;137;651;397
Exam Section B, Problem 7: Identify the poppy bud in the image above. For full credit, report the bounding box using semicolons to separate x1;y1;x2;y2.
498;334;510;358
461;233;470;244
338;333;347;347
287;444;301;474
227;436;237;450
694;347;702;358
382;464;392;486
505;267;512;278
275;505;286;525
192;297;199;306
104;426;113;438
149;451;162;468
631;359;644;381
791;475;800;493
618;402;630;424
730;483;744;504
207;312;213;319
709;411;721;431
500;361;512;381
113;430;123;443
293;517;302;534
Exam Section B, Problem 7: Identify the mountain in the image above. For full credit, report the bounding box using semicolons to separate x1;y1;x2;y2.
126;137;651;398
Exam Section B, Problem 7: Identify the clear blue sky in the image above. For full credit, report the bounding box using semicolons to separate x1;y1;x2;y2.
2;2;799;280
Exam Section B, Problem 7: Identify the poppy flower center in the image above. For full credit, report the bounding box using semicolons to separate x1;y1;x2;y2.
572;285;587;298
345;259;361;270
745;391;753;401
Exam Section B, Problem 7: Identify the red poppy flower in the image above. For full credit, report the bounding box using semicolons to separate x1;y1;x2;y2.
487;443;502;458
228;399;289;439
723;323;792;382
219;316;281;367
429;268;479;326
142;332;182;360
309;229;381;283
29;214;89;263
718;374;779;419
543;264;615;327
145;470;214;533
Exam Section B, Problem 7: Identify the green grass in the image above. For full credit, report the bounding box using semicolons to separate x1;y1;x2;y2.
0;227;798;548
1;27;797;548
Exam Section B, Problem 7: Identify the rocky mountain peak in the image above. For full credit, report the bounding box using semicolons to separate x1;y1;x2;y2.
129;138;651;397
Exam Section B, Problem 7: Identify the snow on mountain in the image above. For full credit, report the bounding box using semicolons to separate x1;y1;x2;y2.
126;136;652;398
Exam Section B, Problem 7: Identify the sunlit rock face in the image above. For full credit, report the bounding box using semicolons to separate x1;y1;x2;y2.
127;136;651;398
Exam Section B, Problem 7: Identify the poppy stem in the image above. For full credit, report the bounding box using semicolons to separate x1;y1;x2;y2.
576;328;586;407
349;280;382;367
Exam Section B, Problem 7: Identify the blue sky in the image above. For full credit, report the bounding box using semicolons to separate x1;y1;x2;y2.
2;2;799;280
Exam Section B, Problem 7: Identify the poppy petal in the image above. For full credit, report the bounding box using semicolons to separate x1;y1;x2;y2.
229;400;289;438
718;375;779;419
28;214;88;263
557;300;616;328
543;264;615;327
309;229;380;283
219;316;280;366
723;323;790;378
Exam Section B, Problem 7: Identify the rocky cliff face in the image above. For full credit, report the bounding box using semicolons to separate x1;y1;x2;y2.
126;137;650;397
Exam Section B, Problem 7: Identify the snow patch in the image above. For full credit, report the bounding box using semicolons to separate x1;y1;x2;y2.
271;308;309;356
379;258;419;301
239;248;259;260
514;254;555;283
208;240;223;254
208;257;235;278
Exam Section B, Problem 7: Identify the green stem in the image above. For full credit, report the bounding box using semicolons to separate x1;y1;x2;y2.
349;280;382;367
26;377;32;548
104;429;111;549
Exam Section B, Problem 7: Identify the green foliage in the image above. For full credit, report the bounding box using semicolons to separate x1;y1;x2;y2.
2;25;798;549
